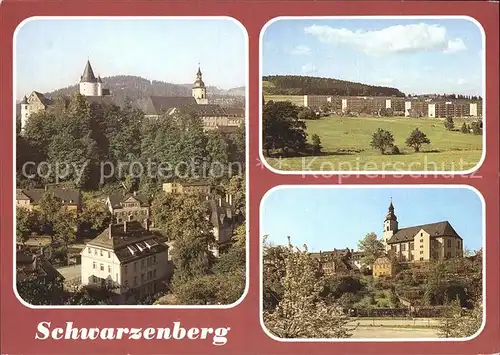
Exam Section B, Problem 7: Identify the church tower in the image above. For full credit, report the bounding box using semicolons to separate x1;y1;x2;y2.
381;200;398;251
192;65;208;105
79;60;100;96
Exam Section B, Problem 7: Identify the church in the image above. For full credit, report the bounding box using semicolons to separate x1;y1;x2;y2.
19;60;244;132
381;201;464;262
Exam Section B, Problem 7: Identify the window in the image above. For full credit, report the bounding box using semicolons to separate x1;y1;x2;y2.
134;276;138;286
447;240;452;247
100;263;104;271
100;250;103;256
134;262;138;272
420;244;424;249
420;257;424;261
108;265;111;273
141;259;145;269
447;252;451;258
153;269;157;278
420;251;424;255
141;274;145;283
401;244;406;251
108;251;111;258
420;232;423;237
409;242;414;250
88;248;91;254
94;249;97;255
124;265;128;275
93;262;96;269
153;255;157;264
420;239;424;243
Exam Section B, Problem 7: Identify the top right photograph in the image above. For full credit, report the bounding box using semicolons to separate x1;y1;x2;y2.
260;17;485;173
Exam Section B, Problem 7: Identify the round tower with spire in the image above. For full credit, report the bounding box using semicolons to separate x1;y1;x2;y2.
79;60;100;96
192;64;208;105
382;199;399;251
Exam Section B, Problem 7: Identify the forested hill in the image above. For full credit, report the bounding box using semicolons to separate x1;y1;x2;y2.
46;75;245;107
262;75;405;97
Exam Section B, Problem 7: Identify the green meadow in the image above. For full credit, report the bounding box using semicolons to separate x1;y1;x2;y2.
265;116;483;172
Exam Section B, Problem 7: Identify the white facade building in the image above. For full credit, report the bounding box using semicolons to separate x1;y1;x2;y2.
80;220;171;303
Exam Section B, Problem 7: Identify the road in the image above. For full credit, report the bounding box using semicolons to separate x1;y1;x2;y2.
351;326;439;338
348;318;440;339
352;318;440;327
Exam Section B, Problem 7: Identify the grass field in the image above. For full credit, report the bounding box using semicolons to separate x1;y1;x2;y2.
265;116;483;172
264;94;305;106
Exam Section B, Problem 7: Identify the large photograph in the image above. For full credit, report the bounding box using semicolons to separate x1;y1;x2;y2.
260;186;484;340
14;17;247;307
260;17;484;172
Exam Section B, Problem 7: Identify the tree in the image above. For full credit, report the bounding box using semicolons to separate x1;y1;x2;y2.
471;121;482;135
16;207;39;245
298;107;318;120
444;117;455;131
370;128;395;154
311;133;322;155
357;233;384;267
66;286;114;305
438;297;482;338
38;193;63;238
263;238;354;338
262;101;307;156
16;267;64;305
79;193;112;235
460;122;469;134
225;174;246;216
405;128;431;153
205;130;229;182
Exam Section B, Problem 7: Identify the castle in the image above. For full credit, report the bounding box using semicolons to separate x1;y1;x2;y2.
19;61;244;132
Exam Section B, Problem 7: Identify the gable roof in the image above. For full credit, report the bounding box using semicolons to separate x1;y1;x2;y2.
16;250;64;281
16;187;81;206
387;221;462;244
86;221;167;263
107;191;149;209
31;91;53;107
143;96;197;115
188;104;227;117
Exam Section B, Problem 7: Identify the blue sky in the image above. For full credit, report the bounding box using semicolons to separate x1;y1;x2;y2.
15;18;246;99
261;187;483;252
262;18;483;96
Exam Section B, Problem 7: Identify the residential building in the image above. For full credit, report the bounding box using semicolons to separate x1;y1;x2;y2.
16;186;81;215
162;181;213;196
16;247;64;284
372;255;397;278
105;191;150;223
80;220;170;303
381;201;464;262
311;248;353;276
207;194;239;256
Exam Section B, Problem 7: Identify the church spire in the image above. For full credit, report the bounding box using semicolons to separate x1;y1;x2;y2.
385;199;397;221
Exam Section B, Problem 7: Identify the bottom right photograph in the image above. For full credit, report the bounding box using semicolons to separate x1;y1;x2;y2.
260;185;484;340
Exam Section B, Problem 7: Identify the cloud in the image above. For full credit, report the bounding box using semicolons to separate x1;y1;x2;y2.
290;45;311;55
304;23;467;56
301;63;317;74
443;38;467;54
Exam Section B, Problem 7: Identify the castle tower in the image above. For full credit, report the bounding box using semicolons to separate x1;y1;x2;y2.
381;200;398;251
79;60;100;96
97;76;103;96
20;95;29;132
192;65;208;105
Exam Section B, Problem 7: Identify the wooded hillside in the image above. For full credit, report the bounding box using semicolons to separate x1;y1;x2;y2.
262;75;405;97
